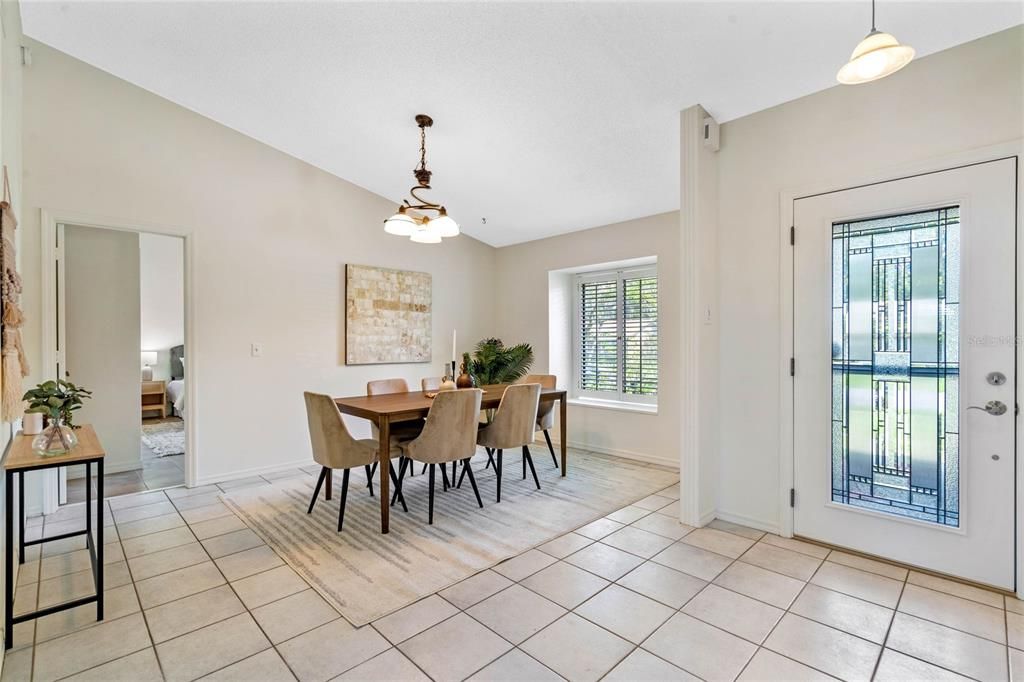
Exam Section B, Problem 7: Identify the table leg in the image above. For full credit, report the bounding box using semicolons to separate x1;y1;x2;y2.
17;472;24;565
96;459;104;621
86;462;92;544
559;397;567;476
379;416;391;534
5;470;13;650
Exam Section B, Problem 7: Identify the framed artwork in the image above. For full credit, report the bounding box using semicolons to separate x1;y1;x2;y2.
345;264;432;365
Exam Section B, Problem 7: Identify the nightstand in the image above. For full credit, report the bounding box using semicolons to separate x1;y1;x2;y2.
141;380;167;419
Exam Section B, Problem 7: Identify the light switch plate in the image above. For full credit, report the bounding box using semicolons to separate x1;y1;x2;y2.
251;343;263;358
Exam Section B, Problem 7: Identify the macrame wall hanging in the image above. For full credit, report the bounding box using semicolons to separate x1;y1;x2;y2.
1;165;30;421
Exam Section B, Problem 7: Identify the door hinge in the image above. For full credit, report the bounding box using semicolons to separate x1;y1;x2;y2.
790;226;795;245
789;357;795;377
790;488;796;508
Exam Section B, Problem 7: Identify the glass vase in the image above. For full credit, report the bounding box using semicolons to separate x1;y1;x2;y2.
31;419;78;457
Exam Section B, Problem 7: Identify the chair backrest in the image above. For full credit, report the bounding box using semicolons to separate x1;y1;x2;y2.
421;377;443;392
407;389;483;464
303;391;362;469
367;378;409;395
520;375;556;428
483;383;541;449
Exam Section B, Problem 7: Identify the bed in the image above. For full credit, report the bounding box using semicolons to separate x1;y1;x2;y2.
168;345;186;418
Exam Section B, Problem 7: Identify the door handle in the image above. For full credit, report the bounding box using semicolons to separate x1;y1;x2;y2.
967;400;1008;416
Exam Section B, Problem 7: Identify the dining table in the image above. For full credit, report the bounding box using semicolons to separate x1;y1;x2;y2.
335;385;567;533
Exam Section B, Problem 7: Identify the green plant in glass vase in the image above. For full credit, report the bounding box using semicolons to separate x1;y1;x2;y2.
23;379;93;456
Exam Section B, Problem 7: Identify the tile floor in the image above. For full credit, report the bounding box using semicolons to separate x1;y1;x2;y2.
3;468;1021;681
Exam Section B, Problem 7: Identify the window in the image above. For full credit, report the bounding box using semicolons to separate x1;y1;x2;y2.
574;265;658;406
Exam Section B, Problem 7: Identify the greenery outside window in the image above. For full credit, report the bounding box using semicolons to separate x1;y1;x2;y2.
573;265;658;407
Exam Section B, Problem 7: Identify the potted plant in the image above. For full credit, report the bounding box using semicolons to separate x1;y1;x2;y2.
468;339;534;421
22;379;93;456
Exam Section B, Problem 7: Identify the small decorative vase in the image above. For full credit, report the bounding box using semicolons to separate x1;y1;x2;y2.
456;354;475;388
439;378;457;392
22;412;43;436
32;419;78;457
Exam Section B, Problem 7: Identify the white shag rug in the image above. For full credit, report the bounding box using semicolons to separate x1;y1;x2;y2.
141;420;185;457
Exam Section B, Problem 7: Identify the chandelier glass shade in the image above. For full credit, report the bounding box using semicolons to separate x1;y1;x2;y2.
383;114;460;243
837;0;914;85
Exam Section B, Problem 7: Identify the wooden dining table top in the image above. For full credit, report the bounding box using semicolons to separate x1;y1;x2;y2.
334;385;566;423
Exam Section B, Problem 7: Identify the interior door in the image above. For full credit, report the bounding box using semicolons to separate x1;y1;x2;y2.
793;158;1017;590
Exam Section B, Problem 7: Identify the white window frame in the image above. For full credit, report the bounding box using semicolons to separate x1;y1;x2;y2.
572;264;658;408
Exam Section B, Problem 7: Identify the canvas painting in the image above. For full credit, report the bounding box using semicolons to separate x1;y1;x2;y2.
345;264;432;365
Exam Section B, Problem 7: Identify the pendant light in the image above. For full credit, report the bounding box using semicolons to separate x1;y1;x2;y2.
382;115;460;242
837;0;915;85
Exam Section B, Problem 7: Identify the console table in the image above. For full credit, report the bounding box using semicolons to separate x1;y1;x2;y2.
3;425;105;649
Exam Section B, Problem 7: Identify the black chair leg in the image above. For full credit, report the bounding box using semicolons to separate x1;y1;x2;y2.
485;447;495;470
428;463;436;525
463;458;483;508
496;449;503;503
308;467;328;514
337;468;350;531
421;463;427;476
523;445;540;490
543;430;558;468
441;463;450;492
522;451;526;480
388;461;409;513
364;465;374;497
456;460;469;489
391;457;409;508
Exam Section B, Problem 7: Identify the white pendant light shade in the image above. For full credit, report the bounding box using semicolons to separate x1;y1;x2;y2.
410;222;442;244
429;209;459;238
837;30;914;84
383;208;415;236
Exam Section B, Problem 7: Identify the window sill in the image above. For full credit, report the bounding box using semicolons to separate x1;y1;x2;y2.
567;398;658;415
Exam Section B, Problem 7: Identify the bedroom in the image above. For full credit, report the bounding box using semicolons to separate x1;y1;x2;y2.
60;227;186;501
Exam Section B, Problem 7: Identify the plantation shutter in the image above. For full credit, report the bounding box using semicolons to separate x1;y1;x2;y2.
578;276;620;394
623;274;658;397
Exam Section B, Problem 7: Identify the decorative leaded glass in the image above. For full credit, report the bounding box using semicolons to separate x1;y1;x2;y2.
832;207;960;526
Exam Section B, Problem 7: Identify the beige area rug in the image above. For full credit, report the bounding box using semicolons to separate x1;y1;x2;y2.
221;448;678;626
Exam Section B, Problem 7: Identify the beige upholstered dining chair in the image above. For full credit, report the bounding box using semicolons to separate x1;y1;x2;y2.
392;389;484;524
421;377;443;392
303;392;408;530
366;378;423;482
520;374;559;469
473;383;542;502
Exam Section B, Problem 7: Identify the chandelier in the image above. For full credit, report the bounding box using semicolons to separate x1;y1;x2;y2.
383;114;459;243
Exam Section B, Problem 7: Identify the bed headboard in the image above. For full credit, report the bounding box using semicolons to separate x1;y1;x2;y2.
170;345;185;380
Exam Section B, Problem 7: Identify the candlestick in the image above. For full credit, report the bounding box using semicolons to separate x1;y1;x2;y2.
452;329;457;363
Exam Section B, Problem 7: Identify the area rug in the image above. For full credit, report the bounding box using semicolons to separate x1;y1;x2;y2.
141;420;185;457
221;448;678;626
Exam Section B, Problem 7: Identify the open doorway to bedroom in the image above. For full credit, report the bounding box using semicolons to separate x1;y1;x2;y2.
55;224;187;503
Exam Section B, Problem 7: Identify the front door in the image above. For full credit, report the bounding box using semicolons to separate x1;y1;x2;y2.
793;158;1017;590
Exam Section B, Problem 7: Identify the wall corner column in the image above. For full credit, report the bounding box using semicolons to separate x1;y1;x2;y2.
679;104;720;527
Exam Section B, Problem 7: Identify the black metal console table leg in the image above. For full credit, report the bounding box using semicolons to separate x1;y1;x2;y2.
96;459;103;619
4;469;12;650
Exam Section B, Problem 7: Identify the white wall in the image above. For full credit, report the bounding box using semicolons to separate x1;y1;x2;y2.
65;225;142;472
20;39;498;485
714;26;1023;532
140;232;184;382
494;212;680;468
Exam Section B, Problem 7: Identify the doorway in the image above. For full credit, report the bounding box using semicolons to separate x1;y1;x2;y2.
791;158;1017;590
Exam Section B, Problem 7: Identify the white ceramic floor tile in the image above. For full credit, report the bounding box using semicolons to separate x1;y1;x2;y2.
155;612;270;682
873;648;973;682
576;583;675;644
1009;611;1024;650
399;613;512;682
521;561;610;609
521;613;633;682
714;560;805;609
337;648;430;681
467;648;562;681
886;612;1008;681
575;518;625;541
492;549;557;581
439;569;514;610
681;527;756;559
203;648;297;681
251;589;340;645
810;561;904;608
642;612;756;681
144;584;245;643
32;613;152;682
682;583;784;644
790;584;893;644
127;541;209;581
898;583;1006;643
604;648;699;682
537;532;593;559
706;519;766;541
201;529;265;559
600;526;675;559
231;565;308;609
374;594;460;645
764;613;880;681
467;584;566;644
117;512;186;540
629;513;694;540
633;494;675;511
739;542;822;581
278;619;391;682
906;571;1005;609
759;535;830;559
565;542;645;581
189;514;247;540
737;648;837;681
1008;596;1024;615
214;545;284;581
617;560;707;608
606;505;652;524
135;561;225;609
62;648;164;682
1010;647;1024;682
826;551;908;581
651;541;733;581
122;526;196;559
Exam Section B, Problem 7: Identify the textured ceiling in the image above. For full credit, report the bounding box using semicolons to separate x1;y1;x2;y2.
20;1;1023;246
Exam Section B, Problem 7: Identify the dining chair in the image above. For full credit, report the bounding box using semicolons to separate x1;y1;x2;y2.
421;377;443;392
470;383;542;502
391;389;484;524
520;374;559;469
303;392;408;530
366;378;423;482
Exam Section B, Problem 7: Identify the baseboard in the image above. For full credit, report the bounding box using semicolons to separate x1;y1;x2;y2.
699;508;718;527
193;458;312;487
67;461;142;479
541;437;679;470
713;509;782;535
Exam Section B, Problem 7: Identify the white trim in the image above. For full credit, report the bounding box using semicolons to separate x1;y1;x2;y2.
713;510;783;536
778;140;1024;598
40;209;199;493
538;435;679;470
566;398;657;415
193;458;312;487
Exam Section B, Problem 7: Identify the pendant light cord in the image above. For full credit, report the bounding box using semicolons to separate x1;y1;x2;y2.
871;0;876;31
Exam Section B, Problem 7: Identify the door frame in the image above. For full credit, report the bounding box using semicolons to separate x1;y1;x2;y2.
779;140;1023;596
39;208;198;511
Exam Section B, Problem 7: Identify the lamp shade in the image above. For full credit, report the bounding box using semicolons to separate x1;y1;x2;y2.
837;30;914;84
140;351;158;367
383;208;416;236
429;210;459;238
410;222;442;244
